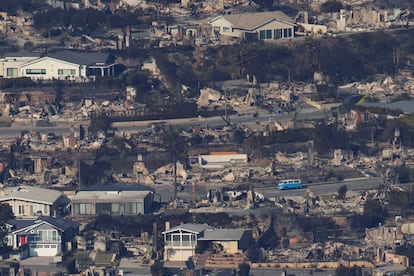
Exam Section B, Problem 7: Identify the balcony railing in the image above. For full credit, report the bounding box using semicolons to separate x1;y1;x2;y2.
28;237;61;243
164;241;196;248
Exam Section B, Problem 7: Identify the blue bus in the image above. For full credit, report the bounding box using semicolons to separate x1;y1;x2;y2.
278;179;302;190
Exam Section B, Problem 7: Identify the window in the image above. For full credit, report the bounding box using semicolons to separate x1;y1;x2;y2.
51;230;57;241
58;69;76;76
274;29;282;39
74;203;93;215
6;68;17;77
214;26;220;33
223;27;230;32
266;30;272;39
259;30;266;40
259;30;272;40
37;230;58;242
283;28;292;38
80;203;92;214
18;205;24;215
26;69;46;75
182;234;191;246
111;203;120;214
124;203;138;214
95;203;123;215
172;234;180;246
31;204;44;216
96;203;111;215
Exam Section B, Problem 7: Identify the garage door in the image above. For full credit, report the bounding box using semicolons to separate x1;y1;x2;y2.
29;244;59;256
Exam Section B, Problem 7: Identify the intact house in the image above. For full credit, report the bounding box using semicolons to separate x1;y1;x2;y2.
0;186;70;218
0;50;117;81
6;216;79;257
209;11;296;41
70;190;154;217
162;223;252;261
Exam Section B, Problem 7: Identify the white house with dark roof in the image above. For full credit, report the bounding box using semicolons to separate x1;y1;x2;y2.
163;223;212;262
6;216;79;257
0;186;70;218
162;223;252;261
0;50;117;81
209;11;296;41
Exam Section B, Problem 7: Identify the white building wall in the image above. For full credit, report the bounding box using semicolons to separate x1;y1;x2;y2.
220;240;239;253
20;58;81;81
166;248;194;261
6;199;51;217
211;18;242;38
0;58;38;78
254;20;295;40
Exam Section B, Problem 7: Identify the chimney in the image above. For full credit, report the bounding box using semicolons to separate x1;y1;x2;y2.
165;221;170;231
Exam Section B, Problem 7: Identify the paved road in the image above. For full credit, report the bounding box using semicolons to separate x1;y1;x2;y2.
257;177;382;199
0;121;85;138
113;108;329;132
172;177;382;204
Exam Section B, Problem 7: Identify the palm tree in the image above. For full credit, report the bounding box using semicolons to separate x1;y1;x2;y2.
160;126;188;200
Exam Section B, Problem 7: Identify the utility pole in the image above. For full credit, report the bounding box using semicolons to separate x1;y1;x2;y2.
223;90;230;125
394;47;400;75
78;159;81;192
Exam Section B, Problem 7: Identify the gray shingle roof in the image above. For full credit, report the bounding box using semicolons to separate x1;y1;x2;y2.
198;229;248;241
4;52;41;58
7;216;79;232
39;216;80;231
6;218;36;231
0;186;64;205
220;11;294;30
48;50;113;66
71;190;152;203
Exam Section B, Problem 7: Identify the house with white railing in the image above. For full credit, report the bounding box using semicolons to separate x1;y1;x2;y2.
6;216;79;257
162;223;252;262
